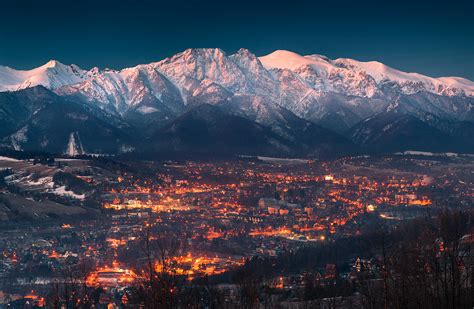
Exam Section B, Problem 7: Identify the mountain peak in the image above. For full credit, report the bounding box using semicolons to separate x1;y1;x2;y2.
38;60;77;72
230;49;262;70
259;50;324;71
259;50;302;64
43;59;61;68
234;48;254;58
0;60;86;92
180;48;226;58
259;50;336;76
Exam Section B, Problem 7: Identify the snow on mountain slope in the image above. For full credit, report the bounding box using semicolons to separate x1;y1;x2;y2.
2;50;472;100
436;76;474;93
58;49;252;115
260;51;388;98
59;48;278;114
259;50;334;72
2;49;473;136
259;50;474;97
334;58;474;96
57;64;185;116
151;48;249;102
229;48;279;100
0;60;89;92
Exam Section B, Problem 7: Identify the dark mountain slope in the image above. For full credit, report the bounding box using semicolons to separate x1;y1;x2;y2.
146;104;295;156
1;87;134;154
349;112;460;153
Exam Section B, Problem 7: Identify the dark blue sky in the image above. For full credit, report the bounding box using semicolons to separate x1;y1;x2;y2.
1;0;473;79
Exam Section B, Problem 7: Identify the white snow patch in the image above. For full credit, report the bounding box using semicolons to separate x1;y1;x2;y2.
395;151;460;157
11;125;28;151
25;176;55;188
240;155;310;164
0;156;21;162
51;186;85;200
137;105;159;114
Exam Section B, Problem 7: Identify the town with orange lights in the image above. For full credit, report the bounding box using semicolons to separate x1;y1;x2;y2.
0;154;472;307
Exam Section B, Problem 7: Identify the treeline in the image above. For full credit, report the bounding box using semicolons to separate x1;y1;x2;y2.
220;209;474;308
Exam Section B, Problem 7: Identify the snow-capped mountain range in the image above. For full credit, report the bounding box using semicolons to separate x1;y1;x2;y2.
0;48;473;156
2;49;473;97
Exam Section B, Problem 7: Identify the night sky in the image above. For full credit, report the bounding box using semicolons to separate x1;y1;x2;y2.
1;0;473;79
